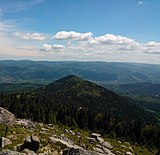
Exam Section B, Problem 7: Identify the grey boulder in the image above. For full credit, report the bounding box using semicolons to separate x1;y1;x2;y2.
0;137;12;148
0;107;15;126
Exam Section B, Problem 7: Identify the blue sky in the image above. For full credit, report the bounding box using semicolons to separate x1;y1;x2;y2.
0;0;160;63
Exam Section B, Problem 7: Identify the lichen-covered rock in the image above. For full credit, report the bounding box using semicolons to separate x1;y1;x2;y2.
101;147;114;155
49;136;83;150
96;137;104;143
14;144;22;152
0;107;15;126
15;119;35;129
0;137;12;148
0;149;26;155
23;149;37;155
63;148;114;155
101;141;113;149
126;152;133;155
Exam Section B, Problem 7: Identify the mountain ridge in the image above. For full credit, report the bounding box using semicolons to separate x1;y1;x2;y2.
0;60;160;84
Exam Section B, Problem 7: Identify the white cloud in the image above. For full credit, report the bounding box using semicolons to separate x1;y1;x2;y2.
13;32;46;41
41;44;65;51
42;44;52;51
142;41;160;55
53;32;138;46
138;1;145;6
50;31;160;63
0;0;45;13
0;20;17;32
0;31;41;59
53;31;93;41
145;41;160;47
1;27;160;64
89;34;138;45
52;44;65;49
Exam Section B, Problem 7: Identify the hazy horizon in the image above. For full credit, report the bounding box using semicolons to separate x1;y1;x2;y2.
0;59;160;66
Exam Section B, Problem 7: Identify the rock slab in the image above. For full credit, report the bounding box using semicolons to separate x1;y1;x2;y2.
0;107;15;126
0;137;12;148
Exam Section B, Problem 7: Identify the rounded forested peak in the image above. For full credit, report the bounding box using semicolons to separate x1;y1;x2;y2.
38;74;116;98
60;75;82;80
56;75;84;83
38;75;85;93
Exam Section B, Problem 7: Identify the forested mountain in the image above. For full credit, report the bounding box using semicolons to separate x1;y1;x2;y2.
104;83;160;98
37;75;157;123
0;75;160;149
0;60;160;84
0;83;42;93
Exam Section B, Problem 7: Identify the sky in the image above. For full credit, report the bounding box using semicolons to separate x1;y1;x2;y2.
0;0;160;64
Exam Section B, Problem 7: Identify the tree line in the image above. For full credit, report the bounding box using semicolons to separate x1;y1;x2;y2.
0;92;159;149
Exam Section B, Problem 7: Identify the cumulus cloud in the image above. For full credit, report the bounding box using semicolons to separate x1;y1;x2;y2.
145;41;160;47
41;44;65;51
53;31;93;41
52;31;160;59
1;28;160;64
13;32;46;41
53;31;138;46
52;44;65;49
41;44;52;51
89;34;138;45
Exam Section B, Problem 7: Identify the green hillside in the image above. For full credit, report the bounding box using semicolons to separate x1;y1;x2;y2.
37;75;157;123
0;75;159;149
104;83;160;98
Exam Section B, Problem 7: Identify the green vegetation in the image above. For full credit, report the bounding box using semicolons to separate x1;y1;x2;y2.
104;82;160;98
0;83;42;93
103;82;160;120
0;75;160;151
1;122;158;155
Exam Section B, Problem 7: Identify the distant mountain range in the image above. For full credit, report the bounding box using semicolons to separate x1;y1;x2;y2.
0;60;160;84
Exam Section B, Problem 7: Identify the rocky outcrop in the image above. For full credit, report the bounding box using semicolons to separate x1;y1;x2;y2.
63;147;114;155
91;133;106;144
0;149;27;155
101;141;113;149
91;133;101;139
0;149;43;155
89;133;113;154
0;107;15;126
60;132;115;155
15;119;35;129
23;149;37;155
49;136;83;150
0;118;140;155
126;152;133;155
63;148;82;155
